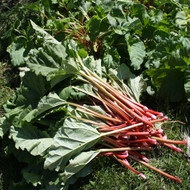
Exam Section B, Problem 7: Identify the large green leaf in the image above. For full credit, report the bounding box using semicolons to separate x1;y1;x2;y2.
44;118;100;171
131;3;149;21
117;63;135;81
5;105;33;128
175;11;188;25
103;48;121;69
83;56;103;77
27;63;58;77
7;37;26;66
128;75;146;103
23;92;66;122
62;151;99;184
126;17;142;34
22;163;61;188
15;71;50;108
27;59;79;85
88;15;101;41
62;164;92;190
108;64;145;102
9;125;52;156
0;117;11;138
59;83;92;102
22;170;42;187
107;6;126;27
26;44;79;88
30;20;60;44
59;152;98;189
181;37;190;51
27;43;67;69
125;34;145;70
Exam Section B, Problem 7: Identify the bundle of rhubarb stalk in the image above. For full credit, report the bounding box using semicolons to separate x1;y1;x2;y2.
2;45;187;188
68;54;187;183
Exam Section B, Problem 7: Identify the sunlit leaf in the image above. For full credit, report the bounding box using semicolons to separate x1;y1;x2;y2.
44;118;100;171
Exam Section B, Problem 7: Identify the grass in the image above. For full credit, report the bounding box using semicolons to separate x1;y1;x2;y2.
71;153;189;190
0;62;16;116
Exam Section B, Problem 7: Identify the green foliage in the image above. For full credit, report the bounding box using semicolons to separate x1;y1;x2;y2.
2;0;189;102
0;0;190;189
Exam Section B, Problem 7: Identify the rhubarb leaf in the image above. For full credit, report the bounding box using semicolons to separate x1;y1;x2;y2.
31;20;60;45
44;118;100;171
0;117;11;138
23;92;66;122
9;125;52;156
175;11;188;25
26;43;67;69
147;68;185;102
15;71;49;108
7;37;26;66
22;170;42;187
107;6;126;27
128;75;146;103
62;150;99;184
125;34;145;70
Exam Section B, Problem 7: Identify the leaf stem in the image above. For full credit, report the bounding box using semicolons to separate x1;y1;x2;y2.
67;102;122;123
101;123;143;137
151;136;187;144
98;147;153;152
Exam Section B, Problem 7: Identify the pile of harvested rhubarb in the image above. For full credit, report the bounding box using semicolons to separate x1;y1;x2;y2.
69;54;187;183
1;42;188;189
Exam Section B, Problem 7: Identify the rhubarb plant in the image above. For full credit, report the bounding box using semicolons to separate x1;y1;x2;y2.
5;0;190;102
